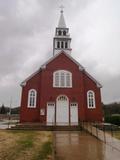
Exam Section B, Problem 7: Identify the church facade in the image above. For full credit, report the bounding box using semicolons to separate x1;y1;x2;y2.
20;10;103;125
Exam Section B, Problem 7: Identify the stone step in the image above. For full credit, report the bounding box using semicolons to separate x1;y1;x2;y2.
9;124;82;131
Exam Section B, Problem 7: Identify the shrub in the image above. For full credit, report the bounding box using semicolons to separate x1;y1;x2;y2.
105;115;120;126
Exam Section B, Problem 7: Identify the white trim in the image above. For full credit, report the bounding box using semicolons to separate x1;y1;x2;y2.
41;65;46;69
21;52;102;88
56;95;69;101
41;51;84;71
27;89;37;108
53;70;72;88
85;71;102;88
21;69;41;86
20;82;26;87
79;66;84;71
97;83;102;88
87;90;96;109
47;102;55;125
70;102;78;125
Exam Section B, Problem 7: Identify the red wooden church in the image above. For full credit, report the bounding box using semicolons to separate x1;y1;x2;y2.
20;9;103;125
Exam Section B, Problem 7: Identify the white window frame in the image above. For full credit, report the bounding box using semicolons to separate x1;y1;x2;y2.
87;90;96;109
27;89;37;108
53;70;72;88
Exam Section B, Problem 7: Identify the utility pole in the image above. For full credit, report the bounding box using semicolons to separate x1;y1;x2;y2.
8;97;12;129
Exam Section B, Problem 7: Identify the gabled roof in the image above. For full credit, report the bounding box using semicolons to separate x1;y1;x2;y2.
21;51;102;88
41;51;85;70
20;69;42;86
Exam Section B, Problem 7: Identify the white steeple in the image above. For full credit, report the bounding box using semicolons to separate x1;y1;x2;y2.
58;9;66;28
53;8;72;56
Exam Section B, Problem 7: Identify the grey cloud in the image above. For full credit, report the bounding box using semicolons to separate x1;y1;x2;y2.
0;0;120;106
102;75;120;103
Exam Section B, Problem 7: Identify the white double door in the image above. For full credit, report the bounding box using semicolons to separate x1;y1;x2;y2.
47;96;78;125
56;96;69;125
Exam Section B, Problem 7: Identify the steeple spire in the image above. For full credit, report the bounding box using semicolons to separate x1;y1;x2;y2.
53;8;72;56
58;5;66;28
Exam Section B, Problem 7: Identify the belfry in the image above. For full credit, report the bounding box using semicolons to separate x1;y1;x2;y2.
53;8;72;55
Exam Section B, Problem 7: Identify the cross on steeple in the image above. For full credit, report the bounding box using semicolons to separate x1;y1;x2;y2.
60;5;64;13
58;5;66;28
53;7;72;56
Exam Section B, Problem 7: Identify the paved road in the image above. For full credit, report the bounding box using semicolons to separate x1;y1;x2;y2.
53;131;120;160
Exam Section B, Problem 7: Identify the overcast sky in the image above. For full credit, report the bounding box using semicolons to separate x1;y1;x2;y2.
0;0;120;107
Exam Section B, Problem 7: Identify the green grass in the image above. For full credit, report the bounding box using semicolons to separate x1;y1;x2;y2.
0;131;52;160
4;132;35;160
33;141;52;160
17;133;34;149
113;131;120;140
9;130;34;150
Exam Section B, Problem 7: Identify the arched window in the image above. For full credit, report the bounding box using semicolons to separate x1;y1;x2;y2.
57;41;60;48
53;70;72;88
65;42;68;48
28;89;37;108
63;30;66;36
58;30;62;35
87;90;95;108
57;95;68;101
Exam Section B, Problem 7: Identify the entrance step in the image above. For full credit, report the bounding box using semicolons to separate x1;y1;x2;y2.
8;123;82;131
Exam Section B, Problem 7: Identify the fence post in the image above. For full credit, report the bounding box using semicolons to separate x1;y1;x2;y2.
90;122;92;135
96;122;98;139
111;124;113;137
103;124;106;143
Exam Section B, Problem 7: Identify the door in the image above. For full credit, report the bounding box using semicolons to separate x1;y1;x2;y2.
56;95;69;125
70;103;78;125
47;103;55;125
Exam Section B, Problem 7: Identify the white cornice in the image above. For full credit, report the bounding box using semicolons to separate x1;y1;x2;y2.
41;65;46;69
20;82;26;87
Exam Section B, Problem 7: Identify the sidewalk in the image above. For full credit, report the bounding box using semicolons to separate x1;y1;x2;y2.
82;123;120;151
53;131;120;160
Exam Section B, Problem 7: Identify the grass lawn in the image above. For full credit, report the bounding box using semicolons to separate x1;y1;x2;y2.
113;131;120;140
0;130;52;160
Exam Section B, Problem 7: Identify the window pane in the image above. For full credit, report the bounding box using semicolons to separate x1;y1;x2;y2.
53;70;72;88
58;30;61;35
30;97;32;106
65;42;68;48
61;72;65;87
57;41;60;48
88;91;95;108
55;73;59;86
61;42;64;48
63;31;66;36
66;73;70;86
28;90;36;107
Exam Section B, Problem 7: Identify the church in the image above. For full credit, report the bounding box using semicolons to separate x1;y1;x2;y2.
20;9;103;125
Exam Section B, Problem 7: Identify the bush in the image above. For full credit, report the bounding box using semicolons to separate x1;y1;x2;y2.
105;115;120;126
